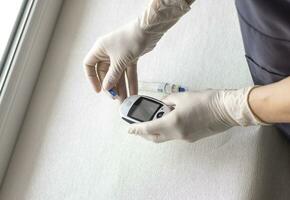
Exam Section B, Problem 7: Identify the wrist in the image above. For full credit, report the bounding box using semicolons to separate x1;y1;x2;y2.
221;87;270;126
248;86;274;123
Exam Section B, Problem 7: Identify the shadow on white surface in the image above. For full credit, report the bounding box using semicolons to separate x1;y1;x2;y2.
249;126;290;200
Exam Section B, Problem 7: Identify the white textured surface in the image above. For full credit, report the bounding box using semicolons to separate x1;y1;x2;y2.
1;0;290;200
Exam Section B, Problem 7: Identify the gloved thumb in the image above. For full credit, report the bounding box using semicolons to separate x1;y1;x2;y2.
161;93;179;106
102;61;125;90
128;115;174;143
128;112;172;135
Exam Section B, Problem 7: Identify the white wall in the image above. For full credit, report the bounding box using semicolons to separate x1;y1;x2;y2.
1;0;290;200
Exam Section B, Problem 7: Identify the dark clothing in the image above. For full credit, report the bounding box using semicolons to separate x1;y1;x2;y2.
235;0;290;140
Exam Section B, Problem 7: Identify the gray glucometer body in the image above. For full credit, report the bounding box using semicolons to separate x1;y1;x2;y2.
120;95;172;124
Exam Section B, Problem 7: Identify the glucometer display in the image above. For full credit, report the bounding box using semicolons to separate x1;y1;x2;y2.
129;98;162;122
120;95;172;124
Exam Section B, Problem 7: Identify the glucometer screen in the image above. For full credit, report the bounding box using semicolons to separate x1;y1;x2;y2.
129;98;162;122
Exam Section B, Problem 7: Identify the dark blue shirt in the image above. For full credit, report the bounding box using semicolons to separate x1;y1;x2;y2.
236;0;290;140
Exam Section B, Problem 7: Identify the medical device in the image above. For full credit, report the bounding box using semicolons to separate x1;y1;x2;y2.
139;81;188;94
120;95;172;124
106;82;189;99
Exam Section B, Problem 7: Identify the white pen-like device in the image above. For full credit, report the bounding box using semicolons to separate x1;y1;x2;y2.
138;81;188;94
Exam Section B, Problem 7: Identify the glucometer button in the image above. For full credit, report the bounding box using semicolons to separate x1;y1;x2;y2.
157;112;164;118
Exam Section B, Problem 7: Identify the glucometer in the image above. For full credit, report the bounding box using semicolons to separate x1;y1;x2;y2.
120;95;172;124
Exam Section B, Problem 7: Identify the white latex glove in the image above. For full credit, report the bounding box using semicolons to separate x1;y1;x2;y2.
128;87;269;143
83;0;190;101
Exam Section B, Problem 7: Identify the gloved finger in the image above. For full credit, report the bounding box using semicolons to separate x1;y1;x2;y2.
83;42;108;92
102;61;125;91
96;61;109;84
128;113;174;136
116;72;127;102
96;62;119;98
125;63;138;96
161;93;180;106
84;40;109;64
83;63;101;92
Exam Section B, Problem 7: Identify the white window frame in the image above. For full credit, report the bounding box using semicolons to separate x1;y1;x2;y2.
0;0;27;76
0;0;63;185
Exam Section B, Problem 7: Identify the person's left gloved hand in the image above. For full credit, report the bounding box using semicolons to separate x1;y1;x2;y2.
128;87;269;143
83;0;190;102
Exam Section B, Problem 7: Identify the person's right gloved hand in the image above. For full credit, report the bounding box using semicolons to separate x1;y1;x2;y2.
83;0;190;101
128;87;270;143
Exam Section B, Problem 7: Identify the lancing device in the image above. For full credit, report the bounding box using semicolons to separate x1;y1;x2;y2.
120;95;172;124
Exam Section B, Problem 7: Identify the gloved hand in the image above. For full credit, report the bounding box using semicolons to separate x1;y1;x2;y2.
128;87;269;143
83;0;190;101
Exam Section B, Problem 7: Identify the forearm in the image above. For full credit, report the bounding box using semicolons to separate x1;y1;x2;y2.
140;0;191;32
249;77;290;123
